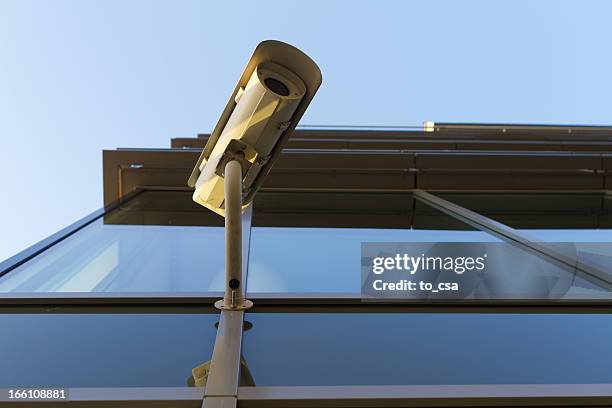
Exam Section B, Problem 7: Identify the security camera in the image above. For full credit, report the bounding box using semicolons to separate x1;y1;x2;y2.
188;40;322;216
187;40;321;310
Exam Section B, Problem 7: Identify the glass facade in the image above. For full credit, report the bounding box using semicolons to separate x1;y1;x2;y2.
3;187;612;406
243;312;612;386
0;308;217;387
2;190;612;299
438;192;612;294
0;192;227;293
0;219;226;293
247;226;499;294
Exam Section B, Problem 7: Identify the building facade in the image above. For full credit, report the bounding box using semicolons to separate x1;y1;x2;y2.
2;124;612;407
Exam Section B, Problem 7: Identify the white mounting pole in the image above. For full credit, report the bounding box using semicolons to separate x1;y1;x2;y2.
215;159;253;310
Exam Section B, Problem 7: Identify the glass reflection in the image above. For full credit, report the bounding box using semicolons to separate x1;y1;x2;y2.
0;310;218;387
248;227;499;294
0;191;227;293
242;312;612;386
248;194;502;294
437;192;612;295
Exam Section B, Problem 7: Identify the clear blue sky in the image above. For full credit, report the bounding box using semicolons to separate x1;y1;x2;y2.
1;0;611;262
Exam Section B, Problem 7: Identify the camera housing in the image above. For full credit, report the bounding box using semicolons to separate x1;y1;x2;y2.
188;40;322;216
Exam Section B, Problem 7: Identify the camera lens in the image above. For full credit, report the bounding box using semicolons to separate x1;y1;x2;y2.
264;78;290;96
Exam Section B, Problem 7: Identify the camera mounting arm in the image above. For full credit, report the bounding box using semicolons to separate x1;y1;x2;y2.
215;157;253;310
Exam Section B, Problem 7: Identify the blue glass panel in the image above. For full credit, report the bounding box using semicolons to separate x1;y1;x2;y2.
243;312;612;386
0;191;227;293
0;310;218;387
247;228;499;294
